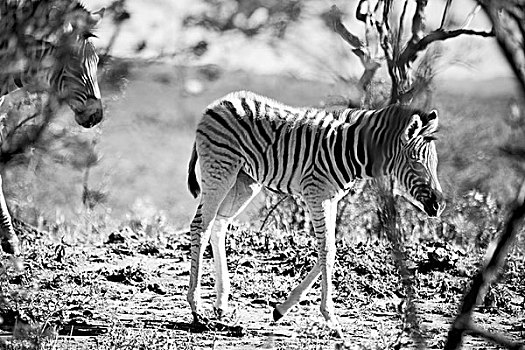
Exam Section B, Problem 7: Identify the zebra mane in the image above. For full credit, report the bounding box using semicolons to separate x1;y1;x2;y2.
74;1;89;12
392;105;437;128
212;90;311;115
402;105;439;139
6;0;89;12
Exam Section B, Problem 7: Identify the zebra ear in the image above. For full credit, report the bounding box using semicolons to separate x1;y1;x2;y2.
423;109;439;135
404;114;423;142
90;8;105;25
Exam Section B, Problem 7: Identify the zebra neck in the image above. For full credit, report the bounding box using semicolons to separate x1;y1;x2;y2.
339;113;395;181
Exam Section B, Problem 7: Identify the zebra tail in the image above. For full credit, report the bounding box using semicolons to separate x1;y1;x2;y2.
187;142;201;198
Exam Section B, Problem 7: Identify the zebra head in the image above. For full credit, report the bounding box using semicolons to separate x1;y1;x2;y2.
55;8;104;128
393;110;445;217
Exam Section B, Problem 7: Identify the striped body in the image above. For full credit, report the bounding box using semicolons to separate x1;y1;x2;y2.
186;91;445;336
199;92;415;192
0;1;104;255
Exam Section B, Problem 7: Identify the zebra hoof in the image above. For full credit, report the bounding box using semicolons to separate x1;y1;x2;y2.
213;307;225;319
192;312;210;329
272;308;283;322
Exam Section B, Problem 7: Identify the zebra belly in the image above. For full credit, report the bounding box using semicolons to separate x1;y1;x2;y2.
242;161;301;195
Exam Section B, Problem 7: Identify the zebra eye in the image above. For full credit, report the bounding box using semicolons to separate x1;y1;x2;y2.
410;160;425;171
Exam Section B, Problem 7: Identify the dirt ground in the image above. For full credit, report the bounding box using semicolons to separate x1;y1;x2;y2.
0;222;524;350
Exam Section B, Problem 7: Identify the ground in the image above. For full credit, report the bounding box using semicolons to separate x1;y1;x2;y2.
0;219;523;350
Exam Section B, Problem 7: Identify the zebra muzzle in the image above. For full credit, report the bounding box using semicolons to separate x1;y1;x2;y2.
422;191;445;218
74;97;103;128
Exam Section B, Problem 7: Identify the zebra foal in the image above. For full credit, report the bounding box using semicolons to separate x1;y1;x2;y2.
0;1;104;255
187;90;445;336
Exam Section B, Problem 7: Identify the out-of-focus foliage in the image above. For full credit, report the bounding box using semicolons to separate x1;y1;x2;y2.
0;0;99;77
183;0;303;39
500;101;525;177
0;0;105;164
0;1;132;234
99;0;131;57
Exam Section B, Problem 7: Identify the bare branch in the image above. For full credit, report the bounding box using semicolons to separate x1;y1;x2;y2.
397;0;410;58
330;5;365;53
410;0;429;45
396;0;429;73
398;27;494;69
330;4;381;91
417;28;494;52
358;60;381;89
440;0;453;30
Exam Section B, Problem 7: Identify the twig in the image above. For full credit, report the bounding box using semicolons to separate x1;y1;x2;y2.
259;195;288;232
466;322;525;350
397;0;410;57
398;0;494;70
410;28;494;57
330;5;366;57
440;0;453;30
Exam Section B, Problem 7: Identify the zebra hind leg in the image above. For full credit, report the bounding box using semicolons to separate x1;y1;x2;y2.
211;171;261;319
186;165;241;327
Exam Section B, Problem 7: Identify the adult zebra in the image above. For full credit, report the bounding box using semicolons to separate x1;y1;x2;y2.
186;90;445;337
0;1;104;255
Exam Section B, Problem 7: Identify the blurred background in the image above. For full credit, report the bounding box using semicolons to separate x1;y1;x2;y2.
1;0;523;246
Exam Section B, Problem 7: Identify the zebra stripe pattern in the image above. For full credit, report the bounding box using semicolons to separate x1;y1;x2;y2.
186;91;445;337
0;1;104;256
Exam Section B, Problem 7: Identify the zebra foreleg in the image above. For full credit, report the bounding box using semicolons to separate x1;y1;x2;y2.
0;175;19;255
274;195;343;338
315;197;342;338
273;262;321;321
